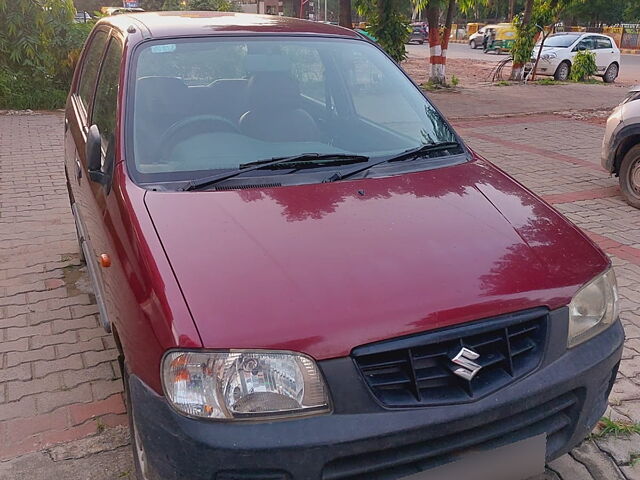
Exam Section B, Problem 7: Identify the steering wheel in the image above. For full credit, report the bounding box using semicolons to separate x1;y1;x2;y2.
159;115;239;163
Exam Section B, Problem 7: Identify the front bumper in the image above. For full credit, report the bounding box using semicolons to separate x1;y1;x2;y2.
130;318;624;480
601;104;624;172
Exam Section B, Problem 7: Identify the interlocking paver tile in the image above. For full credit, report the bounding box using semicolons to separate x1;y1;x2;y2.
0;113;124;461
2;110;640;479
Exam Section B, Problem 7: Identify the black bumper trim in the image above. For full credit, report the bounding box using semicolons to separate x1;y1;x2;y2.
129;319;624;480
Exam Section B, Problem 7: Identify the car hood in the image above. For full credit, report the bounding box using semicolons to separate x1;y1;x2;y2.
145;159;608;359
533;46;564;56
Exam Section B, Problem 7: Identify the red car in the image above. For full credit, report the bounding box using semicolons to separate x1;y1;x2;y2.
65;12;623;480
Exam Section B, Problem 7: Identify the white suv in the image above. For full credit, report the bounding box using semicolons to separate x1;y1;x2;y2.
602;86;640;208
529;32;620;82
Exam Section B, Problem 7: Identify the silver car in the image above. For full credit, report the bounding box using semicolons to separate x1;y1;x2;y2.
602;86;640;208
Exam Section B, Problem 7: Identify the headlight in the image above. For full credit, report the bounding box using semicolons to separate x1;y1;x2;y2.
541;52;557;60
162;350;331;420
567;268;618;347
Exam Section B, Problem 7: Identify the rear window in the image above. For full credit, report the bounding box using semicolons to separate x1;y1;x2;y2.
596;37;613;49
129;37;457;183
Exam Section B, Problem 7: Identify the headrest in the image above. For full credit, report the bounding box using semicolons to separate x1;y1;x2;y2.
135;76;188;114
246;71;301;110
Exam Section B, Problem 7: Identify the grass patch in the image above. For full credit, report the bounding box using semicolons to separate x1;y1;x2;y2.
494;81;511;86
95;417;107;434
421;78;460;91
534;78;561;85
595;417;640;437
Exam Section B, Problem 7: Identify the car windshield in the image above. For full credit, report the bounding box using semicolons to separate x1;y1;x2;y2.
129;37;457;182
538;34;580;48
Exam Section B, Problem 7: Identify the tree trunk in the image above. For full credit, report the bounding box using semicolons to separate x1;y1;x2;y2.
508;0;515;21
411;4;419;22
510;0;534;81
439;0;455;82
426;4;443;84
339;0;352;28
530;29;550;81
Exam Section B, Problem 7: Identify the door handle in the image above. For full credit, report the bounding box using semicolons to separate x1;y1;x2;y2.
75;156;82;182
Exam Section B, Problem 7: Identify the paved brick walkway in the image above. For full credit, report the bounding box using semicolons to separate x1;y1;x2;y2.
0;112;126;462
0;110;639;479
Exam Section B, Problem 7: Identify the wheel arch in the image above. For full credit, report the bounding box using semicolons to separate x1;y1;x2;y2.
614;133;640;175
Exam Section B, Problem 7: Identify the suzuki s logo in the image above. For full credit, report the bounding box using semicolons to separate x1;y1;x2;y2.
450;347;482;381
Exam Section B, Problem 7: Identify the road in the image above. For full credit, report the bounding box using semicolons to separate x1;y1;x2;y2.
406;42;640;85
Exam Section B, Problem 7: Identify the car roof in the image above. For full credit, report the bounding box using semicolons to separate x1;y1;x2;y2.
99;11;361;39
549;31;612;38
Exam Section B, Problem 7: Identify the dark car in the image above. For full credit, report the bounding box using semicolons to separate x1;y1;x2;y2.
65;11;623;480
407;23;427;44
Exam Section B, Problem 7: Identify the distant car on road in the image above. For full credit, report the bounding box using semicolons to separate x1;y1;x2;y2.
407;23;427;44
100;6;144;15
602;86;640;208
529;32;620;82
468;24;497;49
74;11;92;23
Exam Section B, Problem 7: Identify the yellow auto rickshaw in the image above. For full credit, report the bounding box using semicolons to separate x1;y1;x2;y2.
484;23;516;54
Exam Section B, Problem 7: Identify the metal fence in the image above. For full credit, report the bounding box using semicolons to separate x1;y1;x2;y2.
621;27;640;50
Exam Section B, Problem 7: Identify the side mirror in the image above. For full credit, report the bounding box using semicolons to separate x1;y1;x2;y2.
86;124;106;184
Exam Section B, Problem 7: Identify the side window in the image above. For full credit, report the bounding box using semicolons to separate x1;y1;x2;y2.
91;38;123;158
77;30;109;113
597;37;613;49
282;45;326;104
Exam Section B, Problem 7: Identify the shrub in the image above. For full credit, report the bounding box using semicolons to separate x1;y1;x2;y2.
0;0;93;110
450;74;459;87
0;69;68;110
570;50;597;82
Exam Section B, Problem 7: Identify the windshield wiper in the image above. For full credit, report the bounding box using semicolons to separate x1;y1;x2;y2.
178;153;369;191
322;141;461;183
239;153;368;168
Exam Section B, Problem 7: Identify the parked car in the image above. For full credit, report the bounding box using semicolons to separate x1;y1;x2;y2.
528;32;620;82
66;11;623;480
469;24;497;49
74;10;92;23
602;86;640;208
100;6;144;15
407;22;427;44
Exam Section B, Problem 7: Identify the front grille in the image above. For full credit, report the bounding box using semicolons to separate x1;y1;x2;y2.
353;309;548;407
322;390;581;480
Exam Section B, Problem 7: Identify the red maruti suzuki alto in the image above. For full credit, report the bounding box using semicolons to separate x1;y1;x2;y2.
65;12;623;480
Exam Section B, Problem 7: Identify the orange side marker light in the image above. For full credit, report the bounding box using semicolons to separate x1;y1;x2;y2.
100;253;111;268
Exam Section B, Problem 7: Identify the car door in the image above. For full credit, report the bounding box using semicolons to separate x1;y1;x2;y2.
83;34;124;331
65;28;110;329
66;27;109;222
595;36;616;72
576;36;605;73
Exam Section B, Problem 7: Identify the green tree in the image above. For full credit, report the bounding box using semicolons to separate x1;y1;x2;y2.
188;0;240;10
355;0;410;62
0;0;92;109
510;0;574;81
